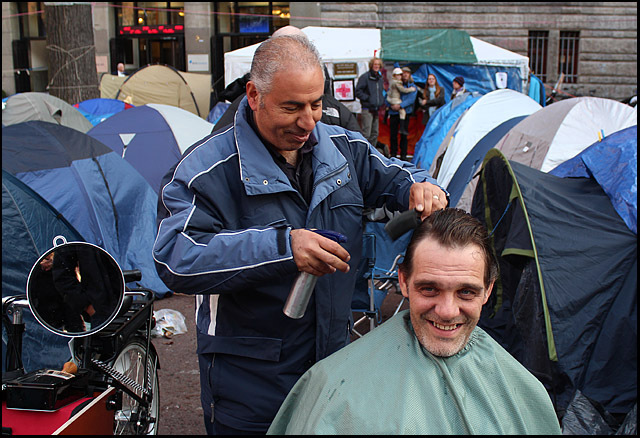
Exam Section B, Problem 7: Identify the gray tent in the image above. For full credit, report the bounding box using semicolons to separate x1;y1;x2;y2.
456;97;637;211
2;92;93;133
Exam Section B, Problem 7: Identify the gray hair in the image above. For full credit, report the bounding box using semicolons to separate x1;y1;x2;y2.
250;34;324;95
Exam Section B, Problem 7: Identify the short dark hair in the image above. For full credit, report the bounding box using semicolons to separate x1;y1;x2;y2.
398;208;498;288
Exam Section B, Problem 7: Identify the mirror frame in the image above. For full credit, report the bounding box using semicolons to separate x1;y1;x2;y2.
26;236;125;338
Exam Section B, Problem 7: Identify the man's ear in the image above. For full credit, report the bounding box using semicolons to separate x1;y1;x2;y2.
398;269;410;299
246;81;260;111
482;280;495;305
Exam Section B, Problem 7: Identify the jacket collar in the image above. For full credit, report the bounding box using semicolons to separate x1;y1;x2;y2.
233;96;349;201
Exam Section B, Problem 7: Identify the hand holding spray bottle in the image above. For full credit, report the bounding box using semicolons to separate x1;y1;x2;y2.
283;229;347;319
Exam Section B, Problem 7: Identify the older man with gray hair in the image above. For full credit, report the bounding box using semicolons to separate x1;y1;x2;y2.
154;33;446;434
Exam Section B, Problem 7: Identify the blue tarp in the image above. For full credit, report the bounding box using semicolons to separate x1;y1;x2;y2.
74;98;135;126
412;93;482;170
2;121;170;298
412;63;523;102
550;125;637;235
2;170;84;372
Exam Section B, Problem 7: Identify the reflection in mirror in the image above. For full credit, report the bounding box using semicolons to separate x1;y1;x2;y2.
27;242;124;337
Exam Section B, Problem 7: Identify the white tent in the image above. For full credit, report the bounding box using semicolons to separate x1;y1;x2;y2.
224;27;530;112
224;26;381;113
469;37;529;90
433;89;541;188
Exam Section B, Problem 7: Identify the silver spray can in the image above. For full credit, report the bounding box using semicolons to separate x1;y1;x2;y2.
282;229;347;319
283;272;318;319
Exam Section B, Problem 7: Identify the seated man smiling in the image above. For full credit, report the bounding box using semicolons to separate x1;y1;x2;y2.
267;208;561;435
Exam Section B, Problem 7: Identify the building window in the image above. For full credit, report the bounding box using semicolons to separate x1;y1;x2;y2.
215;2;290;37
558;31;580;84
116;2;184;28
528;31;548;82
17;2;46;39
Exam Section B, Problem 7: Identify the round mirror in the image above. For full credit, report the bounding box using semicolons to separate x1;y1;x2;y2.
26;237;125;337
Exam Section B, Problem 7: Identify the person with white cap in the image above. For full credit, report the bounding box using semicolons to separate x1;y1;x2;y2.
387;67;417;121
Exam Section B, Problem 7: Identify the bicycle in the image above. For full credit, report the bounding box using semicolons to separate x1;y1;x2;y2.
2;236;160;435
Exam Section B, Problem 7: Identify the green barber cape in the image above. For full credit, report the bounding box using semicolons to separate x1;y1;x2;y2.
268;311;561;435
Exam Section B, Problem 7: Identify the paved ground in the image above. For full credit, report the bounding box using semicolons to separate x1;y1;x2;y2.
151;286;408;435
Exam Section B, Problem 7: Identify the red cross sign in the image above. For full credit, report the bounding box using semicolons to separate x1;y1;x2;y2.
333;80;354;101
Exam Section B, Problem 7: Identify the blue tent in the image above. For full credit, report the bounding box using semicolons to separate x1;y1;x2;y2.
73;97;135;126
412;93;482;170
2;121;170;298
2;170;84;372
472;149;636;417
88;104;214;194
550;125;637;235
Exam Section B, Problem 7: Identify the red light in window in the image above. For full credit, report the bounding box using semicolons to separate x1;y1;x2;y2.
150;29;158;34
158;25;164;30
175;25;183;30
134;30;142;34
123;26;131;31
163;29;175;33
120;30;124;34
142;26;149;31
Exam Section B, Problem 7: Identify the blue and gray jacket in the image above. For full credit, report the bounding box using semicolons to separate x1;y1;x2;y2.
153;97;440;430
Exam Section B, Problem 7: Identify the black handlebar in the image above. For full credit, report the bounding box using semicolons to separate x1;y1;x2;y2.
123;269;142;283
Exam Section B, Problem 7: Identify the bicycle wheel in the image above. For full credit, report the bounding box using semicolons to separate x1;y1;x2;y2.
111;338;160;435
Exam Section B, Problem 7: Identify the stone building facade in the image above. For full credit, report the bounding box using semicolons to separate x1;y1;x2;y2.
291;2;638;101
3;2;636;102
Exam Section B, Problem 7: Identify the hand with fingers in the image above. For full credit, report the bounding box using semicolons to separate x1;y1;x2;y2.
290;229;351;277
409;181;448;220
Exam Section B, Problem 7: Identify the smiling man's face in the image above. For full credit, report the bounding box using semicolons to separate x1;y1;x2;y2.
399;237;493;357
246;65;324;159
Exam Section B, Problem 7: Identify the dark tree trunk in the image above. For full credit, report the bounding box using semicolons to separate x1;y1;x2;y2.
44;2;100;104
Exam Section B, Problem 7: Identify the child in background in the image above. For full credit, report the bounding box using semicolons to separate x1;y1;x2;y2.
387;67;416;120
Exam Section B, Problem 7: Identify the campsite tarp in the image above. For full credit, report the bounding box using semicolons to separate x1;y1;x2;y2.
551;125;637;235
2;170;84;372
88;103;214;194
2;121;170;298
431;89;542;188
73;97;135;126
2;92;93;133
471;148;637;416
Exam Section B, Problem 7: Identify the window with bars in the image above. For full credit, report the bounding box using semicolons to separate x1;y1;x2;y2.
528;31;548;82
559;31;580;84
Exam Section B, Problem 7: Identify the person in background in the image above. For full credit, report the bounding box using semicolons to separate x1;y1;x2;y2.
451;76;466;99
419;73;445;126
387;67;417;121
267;208;562;435
153;34;447;435
355;57;385;147
387;66;417;162
114;63;127;77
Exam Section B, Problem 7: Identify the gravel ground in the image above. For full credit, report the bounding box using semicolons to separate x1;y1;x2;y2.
151;287;408;435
